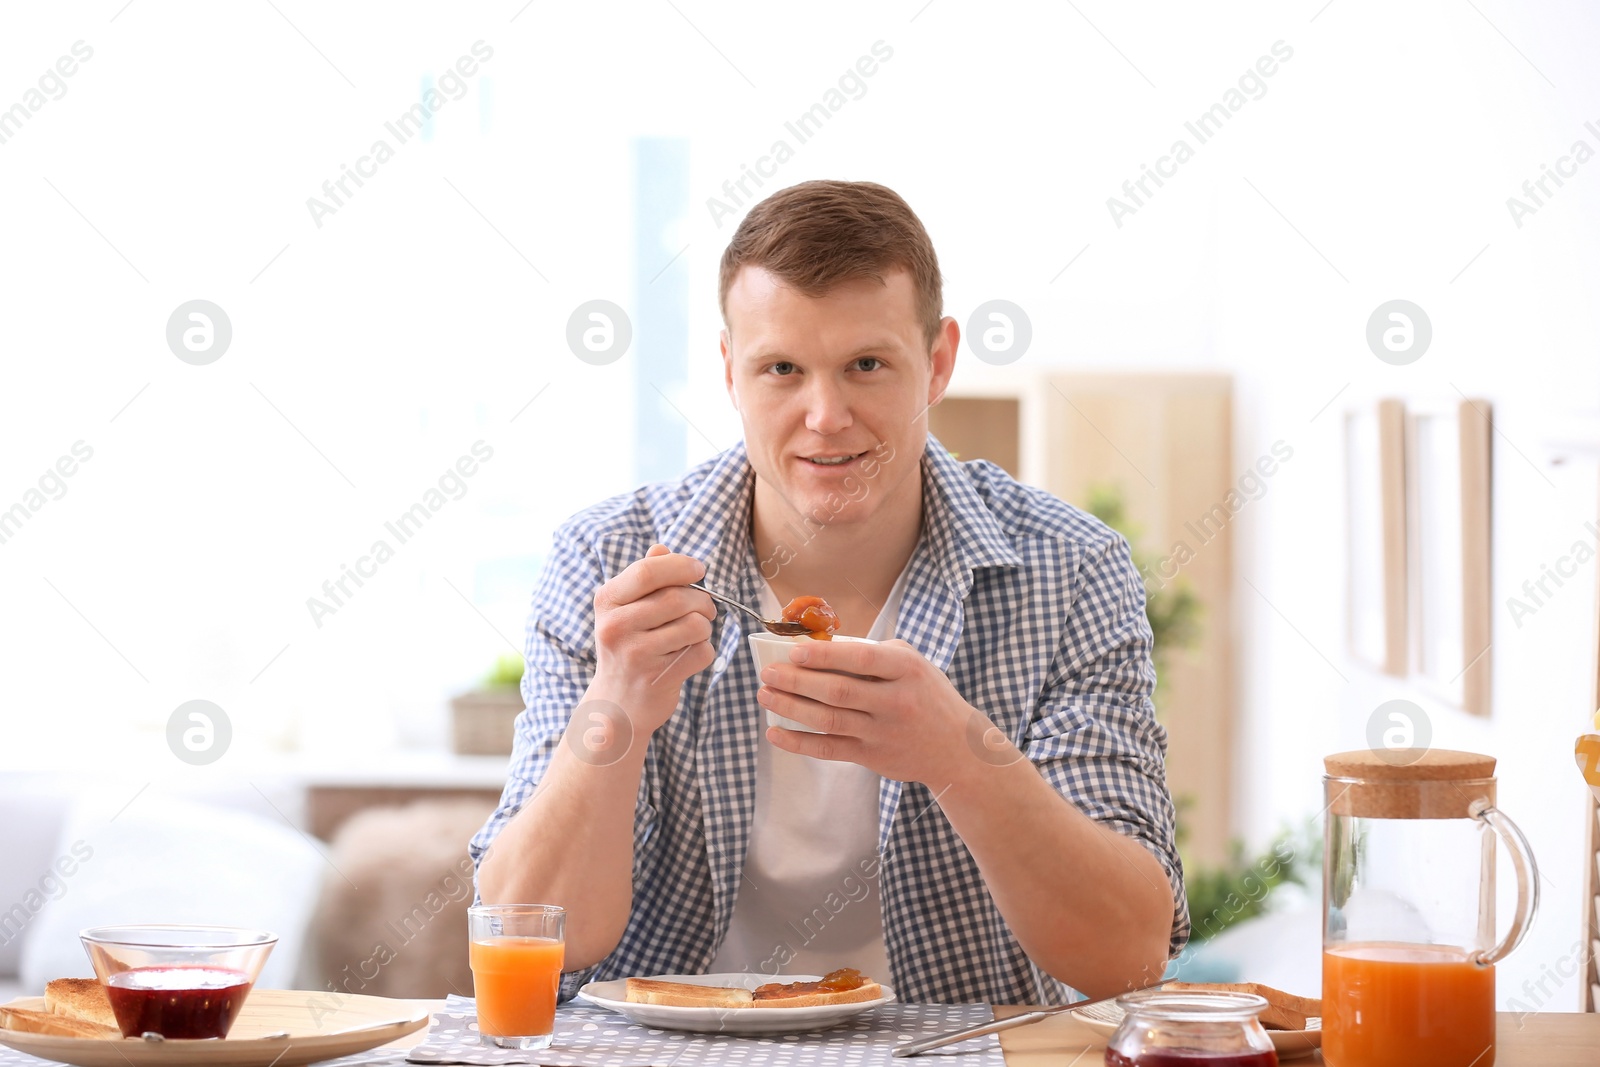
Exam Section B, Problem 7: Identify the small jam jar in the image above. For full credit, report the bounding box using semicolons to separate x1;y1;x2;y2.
1104;990;1279;1067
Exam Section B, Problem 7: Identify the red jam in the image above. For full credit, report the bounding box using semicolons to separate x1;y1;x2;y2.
753;966;866;1000
1105;1052;1278;1067
104;966;253;1039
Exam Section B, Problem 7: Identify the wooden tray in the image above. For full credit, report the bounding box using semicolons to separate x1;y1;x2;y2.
0;989;429;1067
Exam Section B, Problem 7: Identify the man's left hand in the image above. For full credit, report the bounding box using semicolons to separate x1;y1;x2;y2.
757;639;1013;785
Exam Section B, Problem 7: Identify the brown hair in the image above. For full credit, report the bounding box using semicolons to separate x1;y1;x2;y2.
718;180;943;347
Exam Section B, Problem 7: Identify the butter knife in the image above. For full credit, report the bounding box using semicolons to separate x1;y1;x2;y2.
890;979;1172;1058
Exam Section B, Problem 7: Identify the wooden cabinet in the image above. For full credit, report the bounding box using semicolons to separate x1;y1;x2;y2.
290;752;511;841
932;372;1237;867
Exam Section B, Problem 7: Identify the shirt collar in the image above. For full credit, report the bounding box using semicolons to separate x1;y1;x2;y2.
659;434;1024;597
917;433;1025;595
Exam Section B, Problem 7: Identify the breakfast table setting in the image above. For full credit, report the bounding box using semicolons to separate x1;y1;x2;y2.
2;950;1600;1067
5;735;1600;1066
4;963;1600;1067
376;1000;1599;1066
6;991;1597;1067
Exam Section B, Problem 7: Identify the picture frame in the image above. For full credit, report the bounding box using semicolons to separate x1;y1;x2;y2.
1403;399;1492;715
1458;398;1494;717
1345;399;1408;675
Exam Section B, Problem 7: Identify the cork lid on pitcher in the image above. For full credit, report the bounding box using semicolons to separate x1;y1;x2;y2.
1323;749;1498;818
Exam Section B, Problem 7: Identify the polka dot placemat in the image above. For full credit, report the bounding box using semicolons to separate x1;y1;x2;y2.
402;995;1003;1065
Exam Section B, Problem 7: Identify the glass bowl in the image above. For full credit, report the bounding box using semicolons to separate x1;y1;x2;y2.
79;924;277;1039
1105;989;1278;1067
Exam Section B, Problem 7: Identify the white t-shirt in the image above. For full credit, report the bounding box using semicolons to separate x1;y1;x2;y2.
707;564;912;982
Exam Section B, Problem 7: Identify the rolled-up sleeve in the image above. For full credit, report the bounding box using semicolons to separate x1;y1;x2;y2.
468;525;605;893
1022;533;1190;958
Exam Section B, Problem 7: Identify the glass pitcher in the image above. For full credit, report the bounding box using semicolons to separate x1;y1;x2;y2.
1321;748;1538;1067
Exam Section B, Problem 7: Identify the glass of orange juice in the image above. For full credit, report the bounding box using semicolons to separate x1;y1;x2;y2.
467;904;566;1050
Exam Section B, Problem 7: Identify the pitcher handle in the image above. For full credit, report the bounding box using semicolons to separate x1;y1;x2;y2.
1472;804;1540;965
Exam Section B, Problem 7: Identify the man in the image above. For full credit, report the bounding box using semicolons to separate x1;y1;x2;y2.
471;180;1188;1004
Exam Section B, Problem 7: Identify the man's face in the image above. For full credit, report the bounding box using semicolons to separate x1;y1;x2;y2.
721;266;956;532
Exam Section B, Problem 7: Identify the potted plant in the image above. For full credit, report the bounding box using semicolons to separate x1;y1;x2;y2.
450;653;525;755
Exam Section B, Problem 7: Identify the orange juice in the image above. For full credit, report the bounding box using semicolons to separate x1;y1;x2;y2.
1323;941;1495;1067
469;935;564;1037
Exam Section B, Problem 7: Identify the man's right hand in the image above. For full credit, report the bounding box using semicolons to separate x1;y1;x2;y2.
480;541;713;958
589;543;717;733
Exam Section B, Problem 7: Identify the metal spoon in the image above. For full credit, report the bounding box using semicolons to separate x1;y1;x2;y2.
690;582;812;636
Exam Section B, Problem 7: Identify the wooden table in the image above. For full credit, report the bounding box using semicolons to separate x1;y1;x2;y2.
386;1002;1600;1064
991;1005;1600;1066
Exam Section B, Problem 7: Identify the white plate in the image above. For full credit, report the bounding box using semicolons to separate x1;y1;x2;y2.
577;972;895;1034
0;990;429;1067
1070;999;1323;1061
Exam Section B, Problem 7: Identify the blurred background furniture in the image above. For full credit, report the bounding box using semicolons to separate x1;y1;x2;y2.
0;756;508;1003
931;371;1238;870
0;776;77;1004
299;797;496;999
1;775;322;998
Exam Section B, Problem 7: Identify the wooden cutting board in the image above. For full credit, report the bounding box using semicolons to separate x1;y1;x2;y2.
0;989;430;1067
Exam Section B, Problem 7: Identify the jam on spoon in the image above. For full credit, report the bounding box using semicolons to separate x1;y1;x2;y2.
780;596;840;640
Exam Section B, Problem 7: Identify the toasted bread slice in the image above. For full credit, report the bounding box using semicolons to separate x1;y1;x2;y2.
624;970;884;1009
751;979;882;1008
0;1006;119;1039
45;978;119;1030
624;978;754;1008
1165;981;1321;1030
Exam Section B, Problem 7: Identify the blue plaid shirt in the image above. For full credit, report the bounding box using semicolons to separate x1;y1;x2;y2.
470;435;1189;1004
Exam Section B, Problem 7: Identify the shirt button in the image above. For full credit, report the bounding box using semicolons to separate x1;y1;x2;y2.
713;655;728;672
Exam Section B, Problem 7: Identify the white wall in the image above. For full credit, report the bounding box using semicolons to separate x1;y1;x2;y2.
2;0;1597;1009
